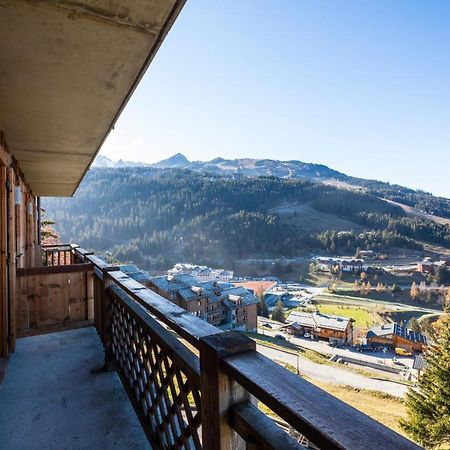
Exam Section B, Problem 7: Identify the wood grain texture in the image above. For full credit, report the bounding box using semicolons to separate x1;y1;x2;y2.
15;266;93;335
0;165;8;356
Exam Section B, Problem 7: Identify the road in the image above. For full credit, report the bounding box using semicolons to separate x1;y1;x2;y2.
256;344;408;398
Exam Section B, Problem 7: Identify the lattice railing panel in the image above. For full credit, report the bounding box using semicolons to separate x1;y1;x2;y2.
110;291;202;450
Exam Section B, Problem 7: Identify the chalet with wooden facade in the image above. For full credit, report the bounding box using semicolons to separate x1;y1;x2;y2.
0;2;420;449
366;323;427;353
285;311;354;345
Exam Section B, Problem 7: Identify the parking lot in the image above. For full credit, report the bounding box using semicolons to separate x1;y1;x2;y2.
258;318;415;369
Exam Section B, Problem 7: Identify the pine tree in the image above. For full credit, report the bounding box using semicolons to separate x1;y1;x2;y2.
408;317;422;333
401;304;450;448
257;295;269;318
271;300;285;323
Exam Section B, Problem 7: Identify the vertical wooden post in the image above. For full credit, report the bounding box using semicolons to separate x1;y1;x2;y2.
37;197;41;246
7;168;16;352
199;331;256;450
15;182;23;270
86;269;94;322
101;266;119;371
0;164;8;357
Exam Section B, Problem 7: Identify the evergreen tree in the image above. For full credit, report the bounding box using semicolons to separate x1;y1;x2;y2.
392;284;402;295
408;317;422;333
401;304;450;448
271;300;285;323
257;295;269;318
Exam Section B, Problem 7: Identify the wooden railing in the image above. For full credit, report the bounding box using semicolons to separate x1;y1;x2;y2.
73;246;421;450
42;243;77;266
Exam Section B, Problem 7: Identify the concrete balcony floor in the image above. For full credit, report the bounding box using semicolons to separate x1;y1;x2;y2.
0;327;150;450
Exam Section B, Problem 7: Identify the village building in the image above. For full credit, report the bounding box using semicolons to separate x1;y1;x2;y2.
146;274;258;331
285;311;354;345
416;257;450;275
359;250;375;258
417;258;436;275
366;323;427;353
312;256;367;273
119;264;152;285
168;263;234;281
232;280;277;297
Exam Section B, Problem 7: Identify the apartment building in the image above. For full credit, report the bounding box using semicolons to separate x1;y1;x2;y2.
146;274;258;331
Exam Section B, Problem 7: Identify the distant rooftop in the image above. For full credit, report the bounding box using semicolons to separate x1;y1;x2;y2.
287;311;352;332
119;264;151;284
148;274;258;308
367;323;427;344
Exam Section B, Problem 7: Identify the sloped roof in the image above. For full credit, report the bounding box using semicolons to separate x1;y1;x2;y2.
287;311;351;332
366;324;395;339
393;324;427;344
367;323;427;344
119;264;151;284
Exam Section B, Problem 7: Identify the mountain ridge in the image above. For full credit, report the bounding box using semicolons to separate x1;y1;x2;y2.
93;153;449;205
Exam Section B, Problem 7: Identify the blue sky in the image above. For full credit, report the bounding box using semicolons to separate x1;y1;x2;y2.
100;1;450;198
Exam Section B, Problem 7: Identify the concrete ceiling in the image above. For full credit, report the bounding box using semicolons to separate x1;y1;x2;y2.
0;0;186;196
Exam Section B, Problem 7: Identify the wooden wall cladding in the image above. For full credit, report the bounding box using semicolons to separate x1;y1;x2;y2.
16;265;94;337
0;163;8;356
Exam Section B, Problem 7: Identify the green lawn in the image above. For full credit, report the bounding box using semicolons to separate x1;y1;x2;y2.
316;304;377;328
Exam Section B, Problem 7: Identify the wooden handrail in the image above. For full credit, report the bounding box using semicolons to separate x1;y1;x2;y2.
222;351;420;450
72;245;421;450
106;270;219;348
41;243;72;249
17;262;93;277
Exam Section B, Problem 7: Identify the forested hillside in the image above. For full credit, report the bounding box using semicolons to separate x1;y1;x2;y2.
96;154;450;219
43;168;450;270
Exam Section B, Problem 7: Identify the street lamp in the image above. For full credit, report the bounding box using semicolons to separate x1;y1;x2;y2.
296;350;299;375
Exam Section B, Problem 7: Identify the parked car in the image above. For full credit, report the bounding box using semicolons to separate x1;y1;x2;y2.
357;345;377;353
392;357;406;367
395;347;412;357
274;334;286;340
303;332;311;338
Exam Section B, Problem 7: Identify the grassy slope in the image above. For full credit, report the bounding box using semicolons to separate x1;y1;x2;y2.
260;360;409;439
311;381;407;436
271;202;366;234
316;304;377;328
